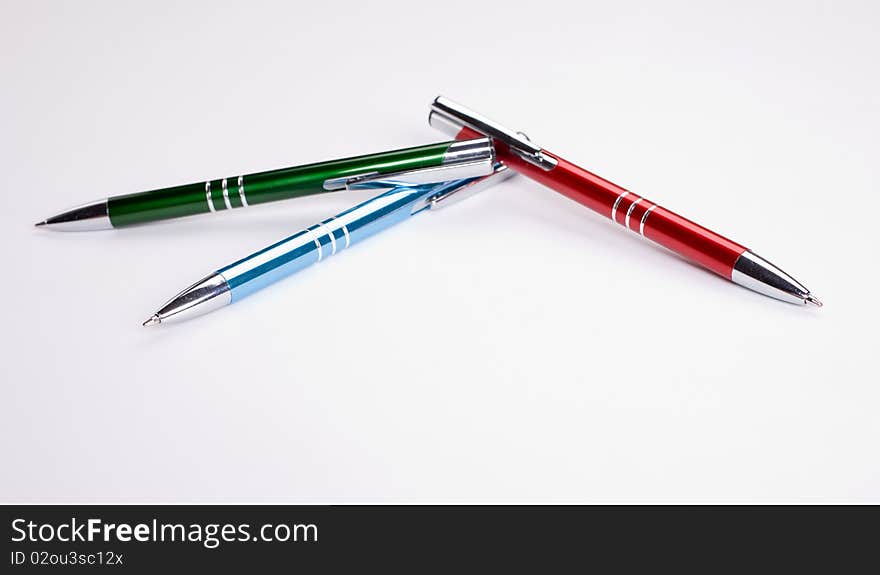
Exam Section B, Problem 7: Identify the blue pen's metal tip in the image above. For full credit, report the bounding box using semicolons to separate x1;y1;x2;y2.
142;315;161;327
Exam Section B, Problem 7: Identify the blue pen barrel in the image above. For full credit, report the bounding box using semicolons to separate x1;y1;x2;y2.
217;185;439;302
144;167;508;326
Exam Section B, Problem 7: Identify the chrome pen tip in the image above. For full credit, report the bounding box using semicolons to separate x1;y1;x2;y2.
805;295;823;308
142;314;161;327
34;220;47;227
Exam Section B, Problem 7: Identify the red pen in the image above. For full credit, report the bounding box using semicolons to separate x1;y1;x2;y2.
429;96;820;307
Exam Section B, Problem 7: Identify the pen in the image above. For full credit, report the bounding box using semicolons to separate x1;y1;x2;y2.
429;97;821;307
35;138;494;230
143;163;511;325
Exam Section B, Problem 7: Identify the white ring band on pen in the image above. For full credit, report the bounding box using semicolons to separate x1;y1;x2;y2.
317;222;337;256
221;178;232;210
611;191;630;223
205;181;216;212
305;227;323;262
237;175;249;207
625;198;643;230
640;205;657;236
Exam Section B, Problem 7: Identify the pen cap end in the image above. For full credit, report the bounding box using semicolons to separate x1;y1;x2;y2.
429;95;478;134
428;96;555;170
428;109;466;138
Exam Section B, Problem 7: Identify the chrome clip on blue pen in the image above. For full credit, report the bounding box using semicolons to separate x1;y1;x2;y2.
143;162;512;325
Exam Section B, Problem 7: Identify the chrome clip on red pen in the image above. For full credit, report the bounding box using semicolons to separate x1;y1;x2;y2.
429;96;820;307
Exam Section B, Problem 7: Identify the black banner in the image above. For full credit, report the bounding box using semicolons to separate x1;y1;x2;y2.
1;505;876;572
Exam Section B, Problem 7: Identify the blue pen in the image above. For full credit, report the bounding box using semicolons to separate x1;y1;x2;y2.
143;163;511;325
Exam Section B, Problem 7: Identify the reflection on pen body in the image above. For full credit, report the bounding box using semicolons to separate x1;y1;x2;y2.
143;164;512;326
429;96;821;307
35;138;495;230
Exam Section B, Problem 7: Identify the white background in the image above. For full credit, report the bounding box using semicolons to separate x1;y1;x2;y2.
1;1;877;502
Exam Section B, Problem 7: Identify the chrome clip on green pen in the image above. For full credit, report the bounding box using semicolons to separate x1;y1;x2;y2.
35;138;494;230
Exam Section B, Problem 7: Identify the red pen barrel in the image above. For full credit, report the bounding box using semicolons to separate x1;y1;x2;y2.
457;126;746;279
638;204;745;279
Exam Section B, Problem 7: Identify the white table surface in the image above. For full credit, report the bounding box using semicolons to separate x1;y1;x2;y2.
2;0;877;502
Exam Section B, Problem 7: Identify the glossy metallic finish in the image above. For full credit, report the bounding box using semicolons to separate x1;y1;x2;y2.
205;181;216;212
428;111;468;139
220;179;485;302
237;175;249;207
340;158;493;191
731;251;819;306
145;166;511;325
430;96;558;170
431;96;822;308
35;198;112;231
624;198;642;230
323;138;494;191
442;138;496;165
639;205;657;236
43;140;471;229
221;178;232;210
424;164;513;211
611;191;630;224
144;272;232;325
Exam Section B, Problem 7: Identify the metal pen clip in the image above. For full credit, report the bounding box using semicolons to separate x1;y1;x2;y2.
422;163;514;211
324;137;496;191
428;96;558;171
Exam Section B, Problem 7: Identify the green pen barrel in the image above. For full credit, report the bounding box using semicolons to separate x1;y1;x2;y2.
107;141;455;227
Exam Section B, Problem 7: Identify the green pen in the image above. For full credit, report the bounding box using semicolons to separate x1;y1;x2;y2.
35;138;494;230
